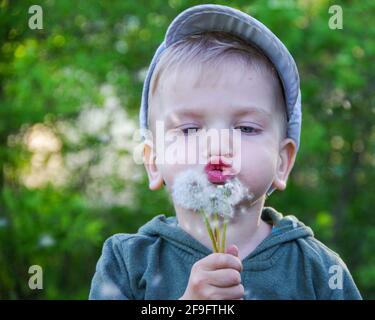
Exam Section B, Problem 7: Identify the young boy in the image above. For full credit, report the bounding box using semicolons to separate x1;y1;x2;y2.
89;4;361;300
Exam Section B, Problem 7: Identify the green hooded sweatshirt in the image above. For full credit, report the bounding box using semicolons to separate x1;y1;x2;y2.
89;207;362;300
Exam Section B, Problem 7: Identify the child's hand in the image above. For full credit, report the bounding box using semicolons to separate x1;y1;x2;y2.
179;244;244;300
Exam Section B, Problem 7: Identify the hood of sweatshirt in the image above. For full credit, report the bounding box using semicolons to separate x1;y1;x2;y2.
138;206;314;271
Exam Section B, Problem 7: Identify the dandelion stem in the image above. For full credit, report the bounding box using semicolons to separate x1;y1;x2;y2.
214;212;220;251
200;210;218;252
220;219;227;253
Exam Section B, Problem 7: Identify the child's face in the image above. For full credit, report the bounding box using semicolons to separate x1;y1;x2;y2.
144;60;296;203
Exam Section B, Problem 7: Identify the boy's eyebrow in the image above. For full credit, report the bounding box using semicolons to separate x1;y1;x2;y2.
165;106;272;125
165;109;204;126
232;106;272;119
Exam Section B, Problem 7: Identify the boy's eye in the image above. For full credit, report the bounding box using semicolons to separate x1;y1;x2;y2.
234;126;260;134
181;127;200;135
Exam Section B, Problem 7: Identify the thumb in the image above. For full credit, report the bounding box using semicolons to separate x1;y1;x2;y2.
225;244;239;257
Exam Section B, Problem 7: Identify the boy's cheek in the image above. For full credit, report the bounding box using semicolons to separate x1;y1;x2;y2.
159;142;205;168
241;136;279;162
249;152;277;176
239;163;276;198
154;137;203;188
239;146;277;185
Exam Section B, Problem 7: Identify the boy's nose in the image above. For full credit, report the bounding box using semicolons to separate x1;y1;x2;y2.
199;128;241;174
206;145;233;164
204;128;234;160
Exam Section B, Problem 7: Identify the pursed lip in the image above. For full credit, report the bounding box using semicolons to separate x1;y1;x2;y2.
204;157;236;184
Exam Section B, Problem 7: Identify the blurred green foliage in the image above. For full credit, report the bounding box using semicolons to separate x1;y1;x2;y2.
0;0;374;299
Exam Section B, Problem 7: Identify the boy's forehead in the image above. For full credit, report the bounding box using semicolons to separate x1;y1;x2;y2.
153;61;278;123
159;57;252;92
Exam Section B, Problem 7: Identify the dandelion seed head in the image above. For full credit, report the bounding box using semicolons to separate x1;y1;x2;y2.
245;193;255;202
171;169;209;211
172;169;251;220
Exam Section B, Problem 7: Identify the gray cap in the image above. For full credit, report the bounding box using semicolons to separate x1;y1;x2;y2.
139;4;302;196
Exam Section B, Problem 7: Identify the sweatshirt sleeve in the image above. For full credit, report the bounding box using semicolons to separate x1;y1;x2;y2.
89;235;134;300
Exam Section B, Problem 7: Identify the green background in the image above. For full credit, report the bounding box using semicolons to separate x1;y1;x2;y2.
0;0;374;299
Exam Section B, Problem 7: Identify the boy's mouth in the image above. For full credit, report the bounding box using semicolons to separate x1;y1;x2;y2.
204;158;236;184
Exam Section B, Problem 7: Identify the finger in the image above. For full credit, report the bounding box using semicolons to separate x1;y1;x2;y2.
205;269;242;287
201;253;242;272
226;244;239;257
206;284;244;300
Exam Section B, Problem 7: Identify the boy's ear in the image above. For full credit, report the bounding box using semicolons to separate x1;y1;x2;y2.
143;142;164;190
272;138;297;191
